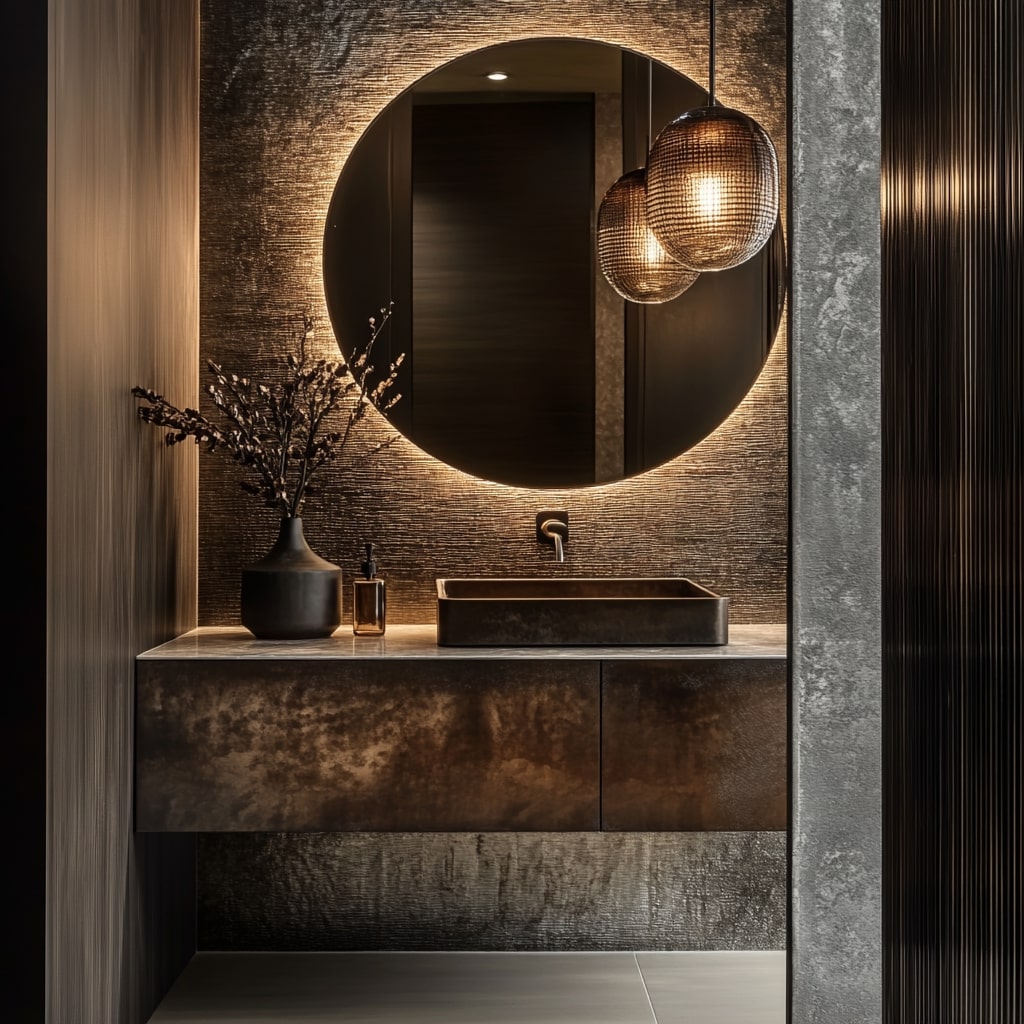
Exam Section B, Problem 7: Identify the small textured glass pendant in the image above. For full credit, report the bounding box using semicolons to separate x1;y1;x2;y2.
597;168;699;304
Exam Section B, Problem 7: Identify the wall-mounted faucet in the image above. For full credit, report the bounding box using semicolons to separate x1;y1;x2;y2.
537;511;569;563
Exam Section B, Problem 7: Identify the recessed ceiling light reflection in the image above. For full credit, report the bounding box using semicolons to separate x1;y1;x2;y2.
486;71;509;82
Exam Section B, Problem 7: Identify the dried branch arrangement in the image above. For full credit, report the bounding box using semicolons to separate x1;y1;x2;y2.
133;303;403;518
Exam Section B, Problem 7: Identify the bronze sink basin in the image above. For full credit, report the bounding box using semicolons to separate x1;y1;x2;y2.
435;577;728;647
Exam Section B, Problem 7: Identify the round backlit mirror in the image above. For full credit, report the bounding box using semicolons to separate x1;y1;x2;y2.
324;38;786;489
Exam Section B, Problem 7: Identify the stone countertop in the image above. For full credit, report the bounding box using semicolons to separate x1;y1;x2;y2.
138;623;787;661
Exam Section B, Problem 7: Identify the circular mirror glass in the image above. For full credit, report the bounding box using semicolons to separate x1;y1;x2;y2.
324;38;786;489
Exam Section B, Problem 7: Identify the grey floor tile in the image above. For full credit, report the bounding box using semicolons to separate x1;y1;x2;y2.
148;951;657;1024
636;951;786;1024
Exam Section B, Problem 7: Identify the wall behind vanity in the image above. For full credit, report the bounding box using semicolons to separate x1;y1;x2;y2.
197;0;788;951
198;0;788;628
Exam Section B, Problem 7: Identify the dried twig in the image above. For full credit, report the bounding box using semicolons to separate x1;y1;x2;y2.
132;303;404;517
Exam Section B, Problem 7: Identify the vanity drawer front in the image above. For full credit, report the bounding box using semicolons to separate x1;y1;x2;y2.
601;659;787;831
136;659;600;832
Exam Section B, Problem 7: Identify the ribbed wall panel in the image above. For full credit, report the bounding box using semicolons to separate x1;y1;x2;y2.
882;0;1023;1021
47;1;200;1020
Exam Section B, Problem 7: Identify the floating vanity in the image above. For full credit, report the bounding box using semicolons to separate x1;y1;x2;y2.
135;624;787;834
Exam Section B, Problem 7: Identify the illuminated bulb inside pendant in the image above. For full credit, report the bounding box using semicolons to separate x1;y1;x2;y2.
696;176;724;220
486;71;508;81
645;230;668;265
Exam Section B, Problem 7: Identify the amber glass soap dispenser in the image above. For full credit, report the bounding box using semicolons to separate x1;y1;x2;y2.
353;542;386;636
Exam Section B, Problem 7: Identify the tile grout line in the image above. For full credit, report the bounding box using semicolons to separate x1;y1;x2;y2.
633;952;659;1024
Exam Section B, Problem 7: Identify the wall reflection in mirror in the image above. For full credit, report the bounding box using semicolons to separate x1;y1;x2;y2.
323;38;786;489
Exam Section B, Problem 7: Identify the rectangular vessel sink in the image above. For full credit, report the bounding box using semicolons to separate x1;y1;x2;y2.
435;577;728;647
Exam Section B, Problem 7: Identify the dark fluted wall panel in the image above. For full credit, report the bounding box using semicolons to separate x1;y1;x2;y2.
883;0;1023;1021
48;1;199;1020
7;3;47;1017
198;832;787;951
198;0;788;629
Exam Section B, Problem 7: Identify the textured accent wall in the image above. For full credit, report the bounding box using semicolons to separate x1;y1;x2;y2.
198;0;789;629
198;832;787;951
883;0;1023;1021
47;1;200;1021
790;0;882;1021
197;0;789;956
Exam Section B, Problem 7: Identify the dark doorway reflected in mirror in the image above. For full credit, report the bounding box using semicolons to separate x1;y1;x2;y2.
323;38;786;489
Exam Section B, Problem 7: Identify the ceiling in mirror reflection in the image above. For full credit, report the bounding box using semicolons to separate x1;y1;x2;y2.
412;38;622;94
323;38;786;489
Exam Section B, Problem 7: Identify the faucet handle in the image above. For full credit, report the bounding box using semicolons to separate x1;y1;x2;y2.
537;510;569;563
536;510;569;542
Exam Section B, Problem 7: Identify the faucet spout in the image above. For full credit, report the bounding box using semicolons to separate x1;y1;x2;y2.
537;512;569;563
545;524;565;562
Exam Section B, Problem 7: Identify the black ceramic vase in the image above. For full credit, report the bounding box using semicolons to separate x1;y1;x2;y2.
240;517;342;640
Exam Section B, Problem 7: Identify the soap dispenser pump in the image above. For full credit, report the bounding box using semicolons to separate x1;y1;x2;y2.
352;542;386;636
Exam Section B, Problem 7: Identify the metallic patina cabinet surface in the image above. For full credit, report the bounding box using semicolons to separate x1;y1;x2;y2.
135;626;786;834
602;660;787;831
136;657;601;832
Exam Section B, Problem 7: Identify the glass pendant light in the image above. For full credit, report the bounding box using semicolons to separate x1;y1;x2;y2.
645;0;779;272
597;168;698;303
596;60;698;304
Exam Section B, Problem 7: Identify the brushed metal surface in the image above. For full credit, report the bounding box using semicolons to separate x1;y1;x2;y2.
602;660;787;831
198;0;788;629
136;659;600;831
47;1;199;1021
197;832;787;951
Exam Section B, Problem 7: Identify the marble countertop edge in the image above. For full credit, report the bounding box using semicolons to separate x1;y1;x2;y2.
138;623;788;661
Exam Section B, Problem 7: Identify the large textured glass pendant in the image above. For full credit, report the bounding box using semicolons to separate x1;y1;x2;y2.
644;0;779;272
597;168;699;304
645;105;779;271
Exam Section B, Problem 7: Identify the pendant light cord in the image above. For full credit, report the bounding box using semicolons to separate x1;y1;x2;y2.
708;0;716;105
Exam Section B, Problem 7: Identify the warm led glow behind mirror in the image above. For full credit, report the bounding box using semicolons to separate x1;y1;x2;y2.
323;38;786;489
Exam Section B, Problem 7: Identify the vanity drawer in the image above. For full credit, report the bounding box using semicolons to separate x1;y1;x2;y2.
601;659;787;831
136;659;600;832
